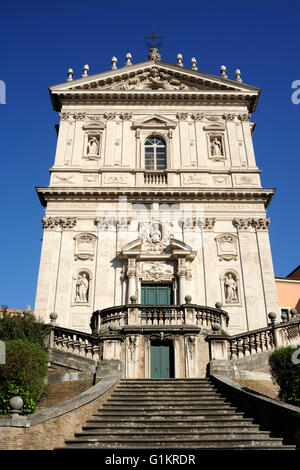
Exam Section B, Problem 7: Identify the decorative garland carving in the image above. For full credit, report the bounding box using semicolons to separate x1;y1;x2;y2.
42;217;77;230
202;218;216;230
187;336;196;359
128;335;137;361
233;218;270;231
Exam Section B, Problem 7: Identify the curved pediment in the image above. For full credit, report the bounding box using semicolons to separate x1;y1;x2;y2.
118;237;195;260
170;238;193;252
82;121;106;130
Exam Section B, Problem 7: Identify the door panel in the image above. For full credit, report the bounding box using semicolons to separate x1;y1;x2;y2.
150;341;174;378
141;284;172;305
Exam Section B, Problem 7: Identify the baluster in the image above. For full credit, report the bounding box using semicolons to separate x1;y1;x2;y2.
236;338;243;358
81;339;88;356
153;309;158;325
244;336;250;356
230;341;238;360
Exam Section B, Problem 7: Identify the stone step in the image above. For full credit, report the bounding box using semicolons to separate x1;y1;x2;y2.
63;436;288;448
120;379;211;383
74;431;274;440
93;409;240;416
62;441;295;450
115;387;216;392
101;403;235;410
86;414;253;423
112;391;223;397
106;399;228;405
61;378;295;451
83;421;258;430
79;427;263;436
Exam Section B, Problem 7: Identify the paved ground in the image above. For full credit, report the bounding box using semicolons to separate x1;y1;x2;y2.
36;378;96;411
233;379;279;399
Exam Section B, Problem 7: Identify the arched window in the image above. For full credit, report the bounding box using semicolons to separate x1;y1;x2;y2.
144;136;167;170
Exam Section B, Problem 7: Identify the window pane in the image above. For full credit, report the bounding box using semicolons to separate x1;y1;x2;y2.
154;138;165;146
144;135;167;170
145;154;155;170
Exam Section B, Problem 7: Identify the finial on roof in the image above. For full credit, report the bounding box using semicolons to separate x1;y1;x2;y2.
111;56;118;70
148;48;161;61
191;57;198;70
220;65;228;79
67;68;73;81
82;64;89;77
125;53;132;66
145;31;162;61
235;68;242;82
177;53;183;67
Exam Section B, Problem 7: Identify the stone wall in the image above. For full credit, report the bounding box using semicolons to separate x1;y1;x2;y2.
0;377;119;450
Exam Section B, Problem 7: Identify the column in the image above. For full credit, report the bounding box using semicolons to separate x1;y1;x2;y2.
127;257;137;303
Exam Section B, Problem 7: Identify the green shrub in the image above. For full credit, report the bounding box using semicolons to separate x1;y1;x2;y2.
0;310;51;349
0;339;48;415
268;345;300;407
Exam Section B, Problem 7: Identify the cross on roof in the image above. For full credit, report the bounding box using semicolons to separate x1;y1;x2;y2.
145;31;163;49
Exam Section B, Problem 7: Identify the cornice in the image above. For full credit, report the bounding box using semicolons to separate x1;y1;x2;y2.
52;91;258;113
36;186;275;208
49;167;262;175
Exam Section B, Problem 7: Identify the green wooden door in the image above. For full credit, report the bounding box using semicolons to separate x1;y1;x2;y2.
141;285;172;305
151;342;172;378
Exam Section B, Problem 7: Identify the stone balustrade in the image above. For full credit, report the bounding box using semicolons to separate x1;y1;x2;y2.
91;302;229;333
144;172;167;185
50;326;101;361
207;313;300;362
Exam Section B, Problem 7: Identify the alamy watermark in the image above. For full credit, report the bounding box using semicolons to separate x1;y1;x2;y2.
0;340;5;364
291;80;300;104
0;81;6;104
94;197;205;241
291;342;300;365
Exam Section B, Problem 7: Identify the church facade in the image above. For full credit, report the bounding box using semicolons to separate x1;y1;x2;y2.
34;48;279;377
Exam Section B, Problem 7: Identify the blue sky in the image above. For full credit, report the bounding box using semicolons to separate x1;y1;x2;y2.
0;0;299;310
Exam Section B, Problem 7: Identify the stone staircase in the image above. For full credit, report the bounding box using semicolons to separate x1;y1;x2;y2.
63;379;295;450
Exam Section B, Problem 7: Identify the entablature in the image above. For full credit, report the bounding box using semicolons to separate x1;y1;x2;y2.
36;186;275;208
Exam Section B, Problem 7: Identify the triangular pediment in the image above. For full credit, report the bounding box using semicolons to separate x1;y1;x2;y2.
50;61;259;94
132;114;177;129
50;60;260;112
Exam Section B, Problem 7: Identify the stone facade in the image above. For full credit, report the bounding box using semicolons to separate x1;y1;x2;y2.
34;50;279;377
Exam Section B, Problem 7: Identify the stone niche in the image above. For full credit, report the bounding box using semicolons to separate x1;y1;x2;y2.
72;269;92;306
204;123;227;162
220;270;241;306
82;122;106;160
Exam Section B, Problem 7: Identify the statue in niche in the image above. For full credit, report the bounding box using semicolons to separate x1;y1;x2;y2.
210;137;223;157
75;272;89;303
224;273;238;304
87;135;100;156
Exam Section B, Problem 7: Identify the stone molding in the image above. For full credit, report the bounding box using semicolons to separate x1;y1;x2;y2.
202;217;216;231
37;188;275;209
251;218;271;231
232;218;252;230
42;216;77;230
233;217;270;231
